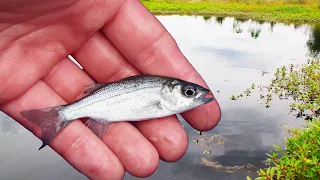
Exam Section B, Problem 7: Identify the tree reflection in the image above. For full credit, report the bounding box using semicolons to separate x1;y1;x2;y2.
294;24;303;29
307;24;320;58
257;20;265;25
215;16;225;25
234;17;250;23
270;22;275;33
231;18;262;38
232;19;244;33
203;15;212;21
249;28;261;39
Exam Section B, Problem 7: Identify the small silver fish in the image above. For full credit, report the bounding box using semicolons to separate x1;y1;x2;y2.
21;74;214;150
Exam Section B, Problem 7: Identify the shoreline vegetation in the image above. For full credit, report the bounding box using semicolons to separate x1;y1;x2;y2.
233;59;320;179
141;0;320;23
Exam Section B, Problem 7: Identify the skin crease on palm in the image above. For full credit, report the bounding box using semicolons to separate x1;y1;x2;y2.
0;0;221;180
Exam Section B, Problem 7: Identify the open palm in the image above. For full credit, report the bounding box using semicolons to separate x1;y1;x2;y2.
0;0;221;179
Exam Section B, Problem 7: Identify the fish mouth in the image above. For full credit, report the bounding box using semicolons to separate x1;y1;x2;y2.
199;89;215;104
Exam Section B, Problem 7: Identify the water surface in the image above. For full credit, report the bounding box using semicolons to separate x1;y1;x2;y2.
1;15;319;180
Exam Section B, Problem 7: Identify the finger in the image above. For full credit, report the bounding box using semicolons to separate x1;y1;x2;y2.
0;81;124;180
134;116;188;162
72;32;188;162
0;0;128;105
43;57;94;102
44;57;160;177
101;0;221;131
69;32;139;82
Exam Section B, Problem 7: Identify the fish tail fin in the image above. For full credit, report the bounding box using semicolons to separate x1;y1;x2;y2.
21;105;70;150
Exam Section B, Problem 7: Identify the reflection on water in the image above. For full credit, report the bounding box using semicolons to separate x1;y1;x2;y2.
249;28;261;39
0;113;86;180
1;15;320;180
202;15;212;21
215;17;225;25
206;16;320;54
307;24;320;58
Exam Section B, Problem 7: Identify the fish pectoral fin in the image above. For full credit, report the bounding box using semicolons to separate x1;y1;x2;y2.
85;118;111;138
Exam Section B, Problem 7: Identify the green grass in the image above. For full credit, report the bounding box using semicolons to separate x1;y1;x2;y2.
141;0;320;23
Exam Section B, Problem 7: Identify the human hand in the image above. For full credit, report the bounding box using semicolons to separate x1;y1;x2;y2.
0;0;221;179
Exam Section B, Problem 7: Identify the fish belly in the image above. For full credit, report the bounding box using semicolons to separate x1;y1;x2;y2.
60;87;173;122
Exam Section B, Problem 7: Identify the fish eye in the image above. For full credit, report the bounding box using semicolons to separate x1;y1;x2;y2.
183;85;197;97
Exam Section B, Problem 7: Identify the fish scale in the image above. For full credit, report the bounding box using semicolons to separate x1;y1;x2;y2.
62;86;164;121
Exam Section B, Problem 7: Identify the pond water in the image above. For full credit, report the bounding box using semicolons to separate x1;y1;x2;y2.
1;15;319;180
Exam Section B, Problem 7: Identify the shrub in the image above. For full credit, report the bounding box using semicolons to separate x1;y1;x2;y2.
247;118;320;180
232;58;320;179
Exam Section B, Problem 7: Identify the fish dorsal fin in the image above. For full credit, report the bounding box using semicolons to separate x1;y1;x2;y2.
83;83;110;94
76;75;152;100
80;76;149;96
76;82;111;100
121;74;152;81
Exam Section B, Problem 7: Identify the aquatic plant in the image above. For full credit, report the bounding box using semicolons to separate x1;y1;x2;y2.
247;118;320;180
232;58;320;120
230;58;320;179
